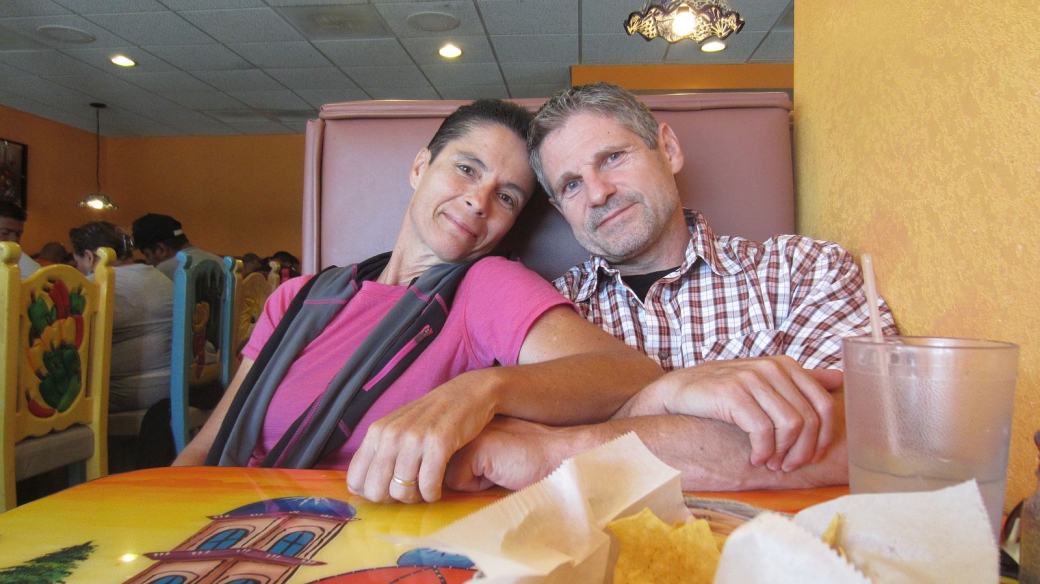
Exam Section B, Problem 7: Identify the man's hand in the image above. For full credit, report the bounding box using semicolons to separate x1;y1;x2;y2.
445;417;571;492
620;356;842;472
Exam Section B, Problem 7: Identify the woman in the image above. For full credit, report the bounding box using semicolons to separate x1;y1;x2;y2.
69;221;173;413
174;99;662;504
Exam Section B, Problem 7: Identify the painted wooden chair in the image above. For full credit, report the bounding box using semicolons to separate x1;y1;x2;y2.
170;253;238;453
0;242;115;511
235;269;273;356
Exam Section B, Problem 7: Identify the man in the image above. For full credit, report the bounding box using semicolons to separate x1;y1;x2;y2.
0;200;41;277
446;83;897;492
131;213;223;280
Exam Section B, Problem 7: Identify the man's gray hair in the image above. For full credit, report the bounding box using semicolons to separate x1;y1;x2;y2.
529;82;660;197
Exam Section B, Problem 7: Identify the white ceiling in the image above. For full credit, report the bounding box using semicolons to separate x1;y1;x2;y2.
0;0;793;137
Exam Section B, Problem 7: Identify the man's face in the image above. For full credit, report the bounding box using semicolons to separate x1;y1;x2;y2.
538;112;684;265
403;123;535;264
139;244;172;266
0;217;24;242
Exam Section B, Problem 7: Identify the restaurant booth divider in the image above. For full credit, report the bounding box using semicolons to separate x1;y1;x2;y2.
300;93;796;279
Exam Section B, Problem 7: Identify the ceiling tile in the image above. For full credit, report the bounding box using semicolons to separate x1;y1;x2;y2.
480;0;578;35
314;38;413;68
280;120;309;133
437;85;509;100
500;61;570;86
179;8;303;44
191;69;284;92
0;49;103;75
41;72;142;98
275;4;391;41
293;87;369;108
732;0;790;33
143;43;253;71
581;33;667;64
2;73;86;97
400;35;494;65
366;86;439;100
225;89;311;110
419;62;502;86
582;0;643;34
52;0;166;14
0;15;132;48
374;1;484;39
264;67;361;90
265;0;367;5
163;90;248;110
83;11;214;45
62;45;178;72
0;23;46;50
490;34;577;63
228;41;332;69
161;0;265;8
120;70;215;92
226;121;297;135
508;84;563;99
749;30;793;63
341;64;427;88
0;0;70;18
0;61;29;76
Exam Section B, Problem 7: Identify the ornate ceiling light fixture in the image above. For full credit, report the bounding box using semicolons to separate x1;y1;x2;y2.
77;103;118;211
624;0;744;45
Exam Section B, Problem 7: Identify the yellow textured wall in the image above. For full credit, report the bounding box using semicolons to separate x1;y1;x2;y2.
795;2;1040;509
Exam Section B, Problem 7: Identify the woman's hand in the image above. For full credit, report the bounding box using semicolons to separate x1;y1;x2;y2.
346;369;502;503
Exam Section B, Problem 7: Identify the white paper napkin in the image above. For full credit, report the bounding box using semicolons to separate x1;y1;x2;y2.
715;480;997;584
402;432;690;584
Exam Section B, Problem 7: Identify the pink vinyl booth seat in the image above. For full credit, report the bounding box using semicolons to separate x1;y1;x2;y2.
302;93;793;280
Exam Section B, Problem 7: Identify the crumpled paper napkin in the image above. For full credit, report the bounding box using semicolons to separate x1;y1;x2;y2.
714;480;997;584
400;432;690;583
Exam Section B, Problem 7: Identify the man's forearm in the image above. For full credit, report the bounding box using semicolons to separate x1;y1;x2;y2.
451;409;847;493
579;414;848;491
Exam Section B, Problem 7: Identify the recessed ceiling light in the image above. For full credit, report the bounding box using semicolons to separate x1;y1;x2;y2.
701;40;727;52
439;43;462;59
407;11;460;32
110;55;136;67
35;25;95;44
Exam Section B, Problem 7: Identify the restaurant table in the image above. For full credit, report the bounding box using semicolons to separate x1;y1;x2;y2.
0;467;848;583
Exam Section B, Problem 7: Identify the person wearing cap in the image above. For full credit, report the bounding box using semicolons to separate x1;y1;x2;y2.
0;199;41;277
131;213;223;280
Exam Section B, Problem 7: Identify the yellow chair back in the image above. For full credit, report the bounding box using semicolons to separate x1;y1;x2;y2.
0;242;115;511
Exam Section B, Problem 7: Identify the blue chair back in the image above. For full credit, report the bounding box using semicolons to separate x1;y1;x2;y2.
170;253;237;452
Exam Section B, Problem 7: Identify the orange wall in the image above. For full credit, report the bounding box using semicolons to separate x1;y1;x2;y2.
0;103;304;260
105;134;304;258
0;105;99;255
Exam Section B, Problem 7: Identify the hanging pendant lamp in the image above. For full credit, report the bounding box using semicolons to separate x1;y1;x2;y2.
77;102;118;210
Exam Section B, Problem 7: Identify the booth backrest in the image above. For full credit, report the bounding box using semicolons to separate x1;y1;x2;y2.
302;93;794;280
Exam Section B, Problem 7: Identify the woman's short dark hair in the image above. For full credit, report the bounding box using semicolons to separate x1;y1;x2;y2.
69;221;134;261
426;99;534;161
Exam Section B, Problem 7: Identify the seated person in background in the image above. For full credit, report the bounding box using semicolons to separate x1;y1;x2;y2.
240;252;264;277
446;83;898;493
69;221;173;413
131;213;222;280
173;99;663;505
33;241;72;266
269;250;301;282
0;199;40;277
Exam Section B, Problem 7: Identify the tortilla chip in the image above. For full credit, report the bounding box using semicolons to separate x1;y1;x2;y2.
608;507;721;584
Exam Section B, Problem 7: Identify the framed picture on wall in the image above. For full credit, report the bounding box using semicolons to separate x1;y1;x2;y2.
0;139;28;210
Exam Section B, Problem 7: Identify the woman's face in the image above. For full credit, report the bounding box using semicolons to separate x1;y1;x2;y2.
403;123;536;264
73;250;93;276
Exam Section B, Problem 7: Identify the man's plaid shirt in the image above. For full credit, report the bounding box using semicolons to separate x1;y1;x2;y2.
553;210;898;372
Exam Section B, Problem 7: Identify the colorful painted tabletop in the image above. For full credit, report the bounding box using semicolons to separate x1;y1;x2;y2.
0;467;847;583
